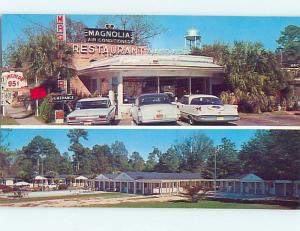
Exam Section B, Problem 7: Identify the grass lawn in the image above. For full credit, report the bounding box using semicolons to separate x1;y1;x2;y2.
0;117;18;125
100;200;289;209
0;192;128;205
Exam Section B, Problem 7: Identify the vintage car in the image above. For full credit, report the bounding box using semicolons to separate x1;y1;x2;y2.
131;93;179;125
67;97;116;125
177;94;239;125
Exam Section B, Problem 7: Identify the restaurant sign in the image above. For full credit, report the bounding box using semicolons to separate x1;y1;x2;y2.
84;27;133;44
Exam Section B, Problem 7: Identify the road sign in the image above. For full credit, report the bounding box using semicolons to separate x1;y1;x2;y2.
0;90;13;105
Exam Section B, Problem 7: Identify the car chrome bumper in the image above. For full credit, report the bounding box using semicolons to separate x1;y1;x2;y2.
140;118;177;124
67;118;111;125
194;115;240;122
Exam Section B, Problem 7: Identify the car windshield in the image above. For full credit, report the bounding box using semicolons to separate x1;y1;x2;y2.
191;97;223;105
76;100;109;109
139;95;171;106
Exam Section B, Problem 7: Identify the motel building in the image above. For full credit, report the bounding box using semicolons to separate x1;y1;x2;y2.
86;172;300;198
69;28;224;119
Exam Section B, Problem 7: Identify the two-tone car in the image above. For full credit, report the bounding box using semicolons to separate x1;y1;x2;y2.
177;94;239;125
67;97;116;125
131;93;179;125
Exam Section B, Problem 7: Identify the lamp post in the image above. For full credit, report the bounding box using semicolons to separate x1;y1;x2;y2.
214;148;218;192
40;154;46;191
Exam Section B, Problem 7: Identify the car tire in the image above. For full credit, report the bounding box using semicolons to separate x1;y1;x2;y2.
188;116;195;125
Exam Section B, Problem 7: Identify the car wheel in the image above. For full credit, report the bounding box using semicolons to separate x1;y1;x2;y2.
188;116;195;125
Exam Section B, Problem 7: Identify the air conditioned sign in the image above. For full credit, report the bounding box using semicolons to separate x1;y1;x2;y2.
84;28;133;44
1;71;27;89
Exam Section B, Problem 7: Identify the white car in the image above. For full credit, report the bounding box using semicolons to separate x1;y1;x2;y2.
177;94;239;125
67;97;116;125
131;93;179;125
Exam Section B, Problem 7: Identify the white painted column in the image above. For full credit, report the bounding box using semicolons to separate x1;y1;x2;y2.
240;182;243;193
160;182;162;195
189;77;192;95
254;182;257;194
157;77;160;93
226;181;229;192
113;181;116;191
127;182;129;194
233;181;236;192
142;182;144;195
207;78;212;94
262;182;265;195
133;182;136;194
283;183;287;197
117;74;123;119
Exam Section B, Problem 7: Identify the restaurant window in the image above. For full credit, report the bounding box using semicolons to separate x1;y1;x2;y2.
159;77;189;100
123;77;158;104
191;78;205;94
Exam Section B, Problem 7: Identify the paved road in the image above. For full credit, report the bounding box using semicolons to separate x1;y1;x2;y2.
5;105;44;125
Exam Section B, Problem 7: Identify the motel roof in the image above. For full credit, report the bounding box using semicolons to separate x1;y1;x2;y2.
223;173;264;182
77;54;223;75
114;172;202;181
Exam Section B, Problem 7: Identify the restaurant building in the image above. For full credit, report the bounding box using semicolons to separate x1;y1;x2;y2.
69;26;224;119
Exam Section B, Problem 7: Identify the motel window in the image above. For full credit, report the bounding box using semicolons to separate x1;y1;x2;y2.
123;77;158;104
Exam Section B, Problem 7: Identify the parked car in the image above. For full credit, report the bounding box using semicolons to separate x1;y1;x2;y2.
131;93;179;125
67;97;116;125
177;94;239;125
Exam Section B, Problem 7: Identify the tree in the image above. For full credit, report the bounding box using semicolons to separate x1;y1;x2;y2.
155;147;180;172
67;129;89;174
175;133;215;173
129;151;145;171
5;30;75;85
145;147;160;171
96;15;164;46
17;136;62;180
111;141;129;171
200;41;292;112
239;130;300;180
207;138;240;178
277;25;300;65
90;144;112;173
58;152;73;175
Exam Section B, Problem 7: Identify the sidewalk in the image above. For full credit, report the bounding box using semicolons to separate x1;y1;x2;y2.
4;105;44;125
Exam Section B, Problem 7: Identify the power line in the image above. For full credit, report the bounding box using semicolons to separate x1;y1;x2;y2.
16;14;55;33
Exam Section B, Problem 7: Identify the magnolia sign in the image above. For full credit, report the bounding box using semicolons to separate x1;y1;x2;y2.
84;28;133;44
1;71;27;89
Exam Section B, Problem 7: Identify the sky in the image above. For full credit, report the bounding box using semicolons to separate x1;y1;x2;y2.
2;14;300;51
3;128;258;158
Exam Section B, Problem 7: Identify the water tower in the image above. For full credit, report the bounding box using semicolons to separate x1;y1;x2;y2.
185;28;201;50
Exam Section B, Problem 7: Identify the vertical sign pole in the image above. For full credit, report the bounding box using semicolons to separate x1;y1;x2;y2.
35;75;39;117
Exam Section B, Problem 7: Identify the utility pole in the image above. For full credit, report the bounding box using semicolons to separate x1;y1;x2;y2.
0;15;4;117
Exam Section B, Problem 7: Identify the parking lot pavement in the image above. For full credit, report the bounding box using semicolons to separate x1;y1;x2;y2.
63;112;300;126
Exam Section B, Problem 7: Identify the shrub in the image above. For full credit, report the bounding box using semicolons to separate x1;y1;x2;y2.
38;96;54;123
58;184;68;190
0;185;14;193
184;185;209;202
